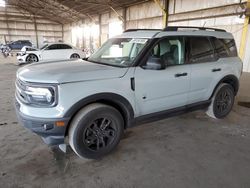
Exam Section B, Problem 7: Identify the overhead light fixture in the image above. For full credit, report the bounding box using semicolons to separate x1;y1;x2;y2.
0;0;5;7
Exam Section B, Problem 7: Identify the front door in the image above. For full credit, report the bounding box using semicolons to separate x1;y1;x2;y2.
41;44;62;61
134;36;191;116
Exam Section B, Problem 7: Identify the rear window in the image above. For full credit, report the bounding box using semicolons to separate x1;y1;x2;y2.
221;39;237;57
212;38;237;58
58;44;72;49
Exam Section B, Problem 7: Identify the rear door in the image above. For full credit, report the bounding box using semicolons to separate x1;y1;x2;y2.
187;36;222;104
58;44;73;59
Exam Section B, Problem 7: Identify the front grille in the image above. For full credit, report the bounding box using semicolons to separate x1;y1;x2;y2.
15;79;29;104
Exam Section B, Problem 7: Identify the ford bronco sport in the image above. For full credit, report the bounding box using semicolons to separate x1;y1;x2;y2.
15;26;243;159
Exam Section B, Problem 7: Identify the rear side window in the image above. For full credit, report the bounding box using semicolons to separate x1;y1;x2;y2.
59;44;72;49
211;38;229;58
221;39;237;57
189;37;215;63
211;38;237;58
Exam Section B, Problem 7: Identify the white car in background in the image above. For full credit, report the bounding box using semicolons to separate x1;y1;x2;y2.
17;43;85;65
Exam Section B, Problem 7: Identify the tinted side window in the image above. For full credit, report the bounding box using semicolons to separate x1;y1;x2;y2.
47;44;59;50
221;39;237;57
150;37;185;66
189;37;215;63
211;38;229;58
59;44;72;49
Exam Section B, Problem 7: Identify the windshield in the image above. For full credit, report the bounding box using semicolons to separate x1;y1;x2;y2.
88;38;149;67
40;44;48;50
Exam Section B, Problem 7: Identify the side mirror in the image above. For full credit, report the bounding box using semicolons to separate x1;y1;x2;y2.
142;57;165;70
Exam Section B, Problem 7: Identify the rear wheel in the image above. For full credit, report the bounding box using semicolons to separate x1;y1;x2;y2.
69;103;124;159
70;53;80;59
206;83;235;119
26;54;38;63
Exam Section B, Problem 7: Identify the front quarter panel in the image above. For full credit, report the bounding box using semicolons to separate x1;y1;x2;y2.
58;68;136;118
17;67;136;119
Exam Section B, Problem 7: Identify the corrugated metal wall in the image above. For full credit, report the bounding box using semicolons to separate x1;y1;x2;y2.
62;0;249;72
0;6;63;48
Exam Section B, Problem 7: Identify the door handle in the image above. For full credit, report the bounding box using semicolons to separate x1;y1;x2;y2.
175;73;188;77
212;68;221;72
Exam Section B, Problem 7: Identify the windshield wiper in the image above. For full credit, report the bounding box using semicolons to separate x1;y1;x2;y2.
85;59;126;68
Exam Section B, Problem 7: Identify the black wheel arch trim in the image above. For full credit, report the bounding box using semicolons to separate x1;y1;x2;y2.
26;53;38;61
210;74;239;99
64;93;135;134
70;53;80;58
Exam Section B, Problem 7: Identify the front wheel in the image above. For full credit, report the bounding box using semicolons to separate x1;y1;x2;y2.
206;83;235;119
26;54;38;63
70;53;80;59
69;103;124;159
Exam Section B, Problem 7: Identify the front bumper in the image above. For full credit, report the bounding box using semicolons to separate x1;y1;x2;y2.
15;101;70;145
17;54;28;65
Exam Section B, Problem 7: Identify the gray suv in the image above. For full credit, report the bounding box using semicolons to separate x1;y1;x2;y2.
15;26;243;159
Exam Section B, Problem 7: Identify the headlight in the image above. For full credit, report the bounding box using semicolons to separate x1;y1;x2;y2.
17;52;26;56
25;86;55;106
16;79;57;107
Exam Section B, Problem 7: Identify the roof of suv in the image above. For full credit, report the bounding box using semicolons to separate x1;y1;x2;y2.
118;26;234;39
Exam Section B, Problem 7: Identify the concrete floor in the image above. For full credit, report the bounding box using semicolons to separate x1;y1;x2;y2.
0;54;250;188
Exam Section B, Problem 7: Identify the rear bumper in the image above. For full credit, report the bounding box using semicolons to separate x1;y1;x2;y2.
15;101;70;145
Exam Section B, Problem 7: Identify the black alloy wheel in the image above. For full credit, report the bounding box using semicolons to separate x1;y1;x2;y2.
213;84;234;118
69;103;124;159
83;117;117;151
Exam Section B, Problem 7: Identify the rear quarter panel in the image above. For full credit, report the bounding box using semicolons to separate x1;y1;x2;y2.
205;57;242;99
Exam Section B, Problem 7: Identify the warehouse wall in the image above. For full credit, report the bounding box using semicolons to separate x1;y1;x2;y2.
63;1;164;50
63;0;250;72
0;6;63;48
126;0;164;29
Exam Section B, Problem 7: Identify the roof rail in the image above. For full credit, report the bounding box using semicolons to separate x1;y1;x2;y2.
163;26;226;32
124;29;161;33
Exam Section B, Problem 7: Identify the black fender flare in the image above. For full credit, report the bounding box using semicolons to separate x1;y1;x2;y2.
64;93;135;134
210;74;239;99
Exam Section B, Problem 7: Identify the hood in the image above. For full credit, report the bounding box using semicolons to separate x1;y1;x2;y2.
21;46;38;52
17;59;129;84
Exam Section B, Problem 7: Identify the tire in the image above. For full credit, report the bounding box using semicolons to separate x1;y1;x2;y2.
26;54;38;63
70;53;80;59
206;83;235;119
69;103;124;159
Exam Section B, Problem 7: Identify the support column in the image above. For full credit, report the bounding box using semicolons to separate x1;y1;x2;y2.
99;14;102;47
165;0;169;27
34;16;39;48
4;6;10;43
109;5;125;23
239;0;250;60
154;0;169;28
123;8;127;31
